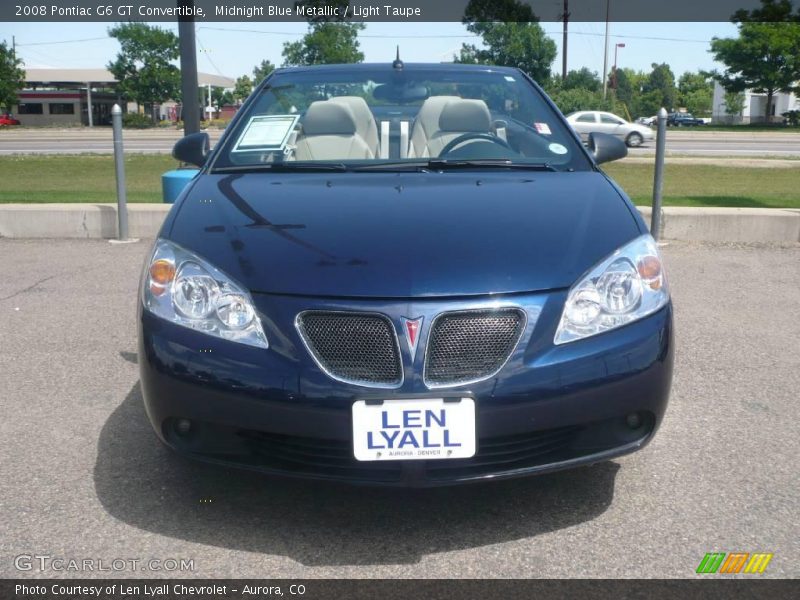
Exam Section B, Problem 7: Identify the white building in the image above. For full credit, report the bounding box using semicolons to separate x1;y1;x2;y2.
13;69;234;127
712;81;798;124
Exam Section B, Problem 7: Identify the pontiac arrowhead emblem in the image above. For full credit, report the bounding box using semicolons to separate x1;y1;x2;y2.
402;317;423;361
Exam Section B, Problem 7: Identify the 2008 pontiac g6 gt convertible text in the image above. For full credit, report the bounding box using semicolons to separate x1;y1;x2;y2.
138;62;673;486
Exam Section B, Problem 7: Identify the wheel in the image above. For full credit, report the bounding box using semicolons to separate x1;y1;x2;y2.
626;132;644;148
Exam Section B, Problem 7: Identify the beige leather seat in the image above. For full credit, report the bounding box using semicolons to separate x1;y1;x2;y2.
408;98;493;158
329;96;380;157
293;101;374;161
407;95;459;158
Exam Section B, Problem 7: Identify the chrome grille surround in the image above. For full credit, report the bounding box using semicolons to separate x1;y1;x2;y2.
295;310;403;389
423;308;527;388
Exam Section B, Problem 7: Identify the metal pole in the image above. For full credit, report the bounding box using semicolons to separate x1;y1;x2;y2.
111;104;129;241
178;0;200;136
612;45;618;91
602;0;610;99
86;82;93;127
651;107;667;240
561;0;569;80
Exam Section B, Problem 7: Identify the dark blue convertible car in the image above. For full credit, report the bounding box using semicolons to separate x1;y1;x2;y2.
138;62;673;486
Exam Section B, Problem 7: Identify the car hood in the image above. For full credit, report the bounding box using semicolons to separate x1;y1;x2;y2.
167;171;641;298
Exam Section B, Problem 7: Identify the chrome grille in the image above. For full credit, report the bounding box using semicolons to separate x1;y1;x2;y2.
296;311;402;387
424;308;526;387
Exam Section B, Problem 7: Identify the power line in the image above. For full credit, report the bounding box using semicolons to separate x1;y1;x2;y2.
10;28;713;51
549;30;710;43
199;25;711;43
198;26;479;38
196;33;225;77
16;36;110;46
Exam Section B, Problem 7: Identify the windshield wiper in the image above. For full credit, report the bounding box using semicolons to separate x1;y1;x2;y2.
212;162;349;174
425;159;557;171
352;159;557;172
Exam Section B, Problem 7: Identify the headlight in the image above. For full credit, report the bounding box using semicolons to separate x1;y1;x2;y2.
142;239;268;349
554;234;668;345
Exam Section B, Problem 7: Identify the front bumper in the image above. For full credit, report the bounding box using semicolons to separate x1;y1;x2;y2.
138;292;674;486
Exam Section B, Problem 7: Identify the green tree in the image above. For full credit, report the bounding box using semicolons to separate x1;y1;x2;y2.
642;63;677;112
612;68;652;117
252;60;275;83
282;22;365;65
107;23;180;121
723;90;746;116
233;75;253;104
455;0;556;83
710;0;800;121
211;87;233;107
677;72;713;116
281;2;364;67
0;41;25;112
547;87;619;116
561;67;601;92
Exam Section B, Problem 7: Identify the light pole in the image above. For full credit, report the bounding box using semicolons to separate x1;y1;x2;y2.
602;0;610;99
613;43;625;91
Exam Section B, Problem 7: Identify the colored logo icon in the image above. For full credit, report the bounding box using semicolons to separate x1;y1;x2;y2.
696;552;773;574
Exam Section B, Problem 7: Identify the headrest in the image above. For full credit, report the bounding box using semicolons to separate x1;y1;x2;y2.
330;96;375;135
302;101;357;136
330;96;371;113
438;99;492;133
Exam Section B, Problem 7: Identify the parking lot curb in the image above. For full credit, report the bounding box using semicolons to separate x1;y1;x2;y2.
0;204;171;240
637;206;800;243
0;204;798;243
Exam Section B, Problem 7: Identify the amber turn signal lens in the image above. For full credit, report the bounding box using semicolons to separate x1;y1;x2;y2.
637;255;662;290
150;259;176;284
149;259;175;296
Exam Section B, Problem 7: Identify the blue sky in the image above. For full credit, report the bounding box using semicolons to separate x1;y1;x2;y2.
3;21;739;81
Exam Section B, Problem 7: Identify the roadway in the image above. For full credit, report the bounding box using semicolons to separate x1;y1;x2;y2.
0;128;798;158
0;239;797;578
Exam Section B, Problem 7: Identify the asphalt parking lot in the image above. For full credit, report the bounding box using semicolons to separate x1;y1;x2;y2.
0;239;798;578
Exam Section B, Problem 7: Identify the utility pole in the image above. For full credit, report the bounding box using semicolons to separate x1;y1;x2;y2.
561;0;569;80
178;0;200;135
11;36;15;60
602;0;610;99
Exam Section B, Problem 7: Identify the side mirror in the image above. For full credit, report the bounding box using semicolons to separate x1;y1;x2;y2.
587;132;627;165
173;132;210;168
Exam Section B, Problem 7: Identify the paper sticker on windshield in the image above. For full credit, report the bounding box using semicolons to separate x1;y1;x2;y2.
534;122;552;135
233;115;298;152
548;143;568;155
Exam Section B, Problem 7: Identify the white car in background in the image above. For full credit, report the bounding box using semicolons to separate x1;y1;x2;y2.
567;111;655;147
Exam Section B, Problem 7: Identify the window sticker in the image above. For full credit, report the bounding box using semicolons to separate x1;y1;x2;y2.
534;122;552;135
548;143;568;155
233;115;299;152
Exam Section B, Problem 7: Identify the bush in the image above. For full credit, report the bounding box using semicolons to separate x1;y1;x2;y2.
121;113;154;129
546;87;620;116
782;110;800;126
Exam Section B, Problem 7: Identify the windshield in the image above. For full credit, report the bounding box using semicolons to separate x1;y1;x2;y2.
210;65;590;172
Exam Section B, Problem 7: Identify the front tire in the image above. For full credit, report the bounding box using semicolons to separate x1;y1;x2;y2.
626;132;644;147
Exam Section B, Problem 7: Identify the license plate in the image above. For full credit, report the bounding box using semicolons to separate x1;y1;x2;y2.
352;398;476;461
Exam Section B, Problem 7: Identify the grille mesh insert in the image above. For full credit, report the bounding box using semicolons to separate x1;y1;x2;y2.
297;312;402;386
424;309;526;386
